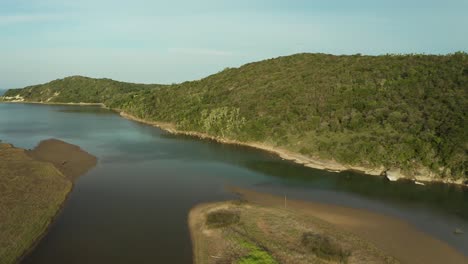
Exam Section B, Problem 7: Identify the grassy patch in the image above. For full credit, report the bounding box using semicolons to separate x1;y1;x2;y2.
301;232;350;262
206;209;240;228
237;240;278;264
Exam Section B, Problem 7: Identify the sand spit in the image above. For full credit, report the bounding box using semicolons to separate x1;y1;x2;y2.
226;187;468;264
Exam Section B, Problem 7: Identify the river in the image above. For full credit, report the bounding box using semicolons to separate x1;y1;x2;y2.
0;103;466;263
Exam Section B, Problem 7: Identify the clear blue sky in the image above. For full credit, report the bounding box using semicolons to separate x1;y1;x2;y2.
1;0;467;88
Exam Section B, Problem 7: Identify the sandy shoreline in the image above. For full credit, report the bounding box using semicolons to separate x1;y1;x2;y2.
118;111;465;186
1;100;465;186
225;187;468;264
118;112;359;172
0;100;105;106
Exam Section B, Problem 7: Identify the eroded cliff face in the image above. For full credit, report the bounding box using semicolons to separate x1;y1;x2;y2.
383;166;466;185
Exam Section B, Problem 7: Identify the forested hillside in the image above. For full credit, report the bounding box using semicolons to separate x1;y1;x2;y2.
3;53;467;180
4;76;164;103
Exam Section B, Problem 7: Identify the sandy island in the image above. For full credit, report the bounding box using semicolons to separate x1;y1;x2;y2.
189;187;468;264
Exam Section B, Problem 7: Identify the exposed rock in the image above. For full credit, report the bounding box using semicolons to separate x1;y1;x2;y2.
1;94;24;102
385;168;404;182
413;167;436;182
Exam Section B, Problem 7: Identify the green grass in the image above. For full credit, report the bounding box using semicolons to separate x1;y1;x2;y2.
237;240;278;264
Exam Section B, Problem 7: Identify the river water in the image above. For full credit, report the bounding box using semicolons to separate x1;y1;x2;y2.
0;103;466;263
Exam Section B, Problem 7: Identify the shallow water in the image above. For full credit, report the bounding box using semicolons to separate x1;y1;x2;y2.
0;103;467;263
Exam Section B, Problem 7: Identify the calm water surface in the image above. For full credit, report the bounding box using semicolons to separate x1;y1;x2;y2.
0;103;467;263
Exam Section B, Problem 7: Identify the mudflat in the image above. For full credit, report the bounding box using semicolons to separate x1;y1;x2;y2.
0;139;96;264
26;139;97;181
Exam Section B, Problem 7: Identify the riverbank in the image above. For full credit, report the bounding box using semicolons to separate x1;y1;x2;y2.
0;139;97;264
0;100;105;107
0;100;464;186
118;111;466;186
189;187;467;264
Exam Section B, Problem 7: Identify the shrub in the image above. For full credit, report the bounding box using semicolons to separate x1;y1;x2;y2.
237;240;278;264
301;232;350;262
206;209;240;228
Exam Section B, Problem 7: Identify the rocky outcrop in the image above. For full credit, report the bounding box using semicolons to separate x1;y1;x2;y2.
385;168;405;182
1;94;24;102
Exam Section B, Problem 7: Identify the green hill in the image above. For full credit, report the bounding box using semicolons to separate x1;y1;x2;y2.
3;75;164;104
3;53;467;181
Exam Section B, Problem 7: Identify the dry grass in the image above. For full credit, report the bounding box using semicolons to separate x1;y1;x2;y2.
0;140;97;264
0;143;72;264
229;187;468;264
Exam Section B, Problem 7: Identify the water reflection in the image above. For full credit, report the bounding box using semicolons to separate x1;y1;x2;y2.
0;103;467;263
245;160;468;220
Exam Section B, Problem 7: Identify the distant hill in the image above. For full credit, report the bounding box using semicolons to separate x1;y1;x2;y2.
4;76;165;103
3;53;467;181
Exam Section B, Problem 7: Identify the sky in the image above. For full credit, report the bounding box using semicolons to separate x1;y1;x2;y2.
1;0;467;88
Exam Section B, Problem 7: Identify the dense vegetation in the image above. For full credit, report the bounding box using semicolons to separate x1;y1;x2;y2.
3;53;467;180
4;76;164;103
